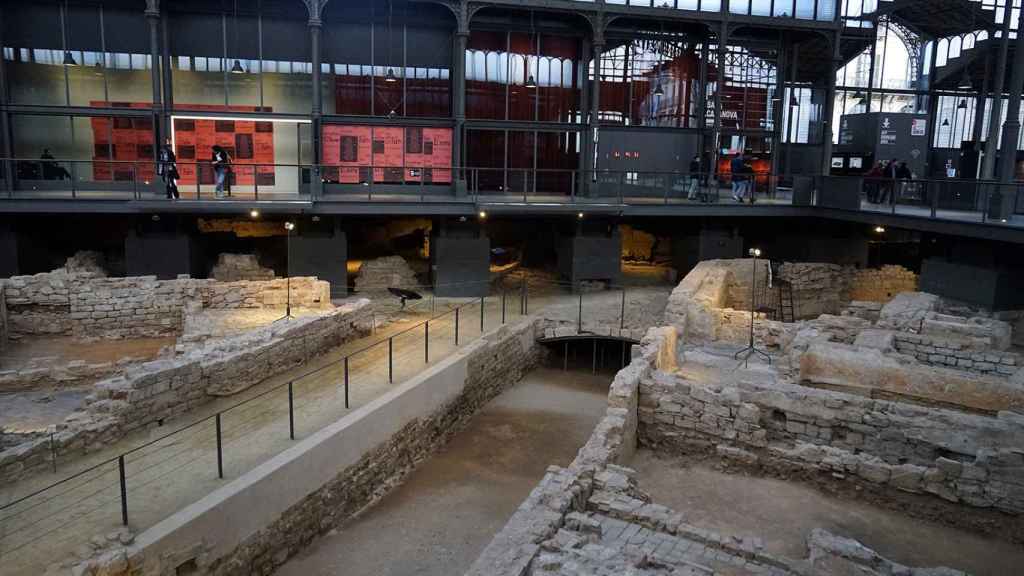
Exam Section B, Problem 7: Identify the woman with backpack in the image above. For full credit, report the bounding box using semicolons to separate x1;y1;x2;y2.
212;145;232;199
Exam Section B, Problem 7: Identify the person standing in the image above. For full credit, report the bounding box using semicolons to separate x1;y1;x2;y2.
158;138;179;199
864;160;884;203
687;154;701;200
741;157;756;203
730;154;746;202
878;158;898;205
212;145;231;199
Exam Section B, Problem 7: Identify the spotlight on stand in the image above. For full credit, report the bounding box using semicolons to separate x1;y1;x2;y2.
577;212;584;219
250;209;260;219
478;210;487;219
734;248;771;367
874;226;886;233
231;59;245;74
284;221;295;231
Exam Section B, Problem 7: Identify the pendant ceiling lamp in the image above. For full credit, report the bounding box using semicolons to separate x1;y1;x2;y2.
231;0;245;74
385;0;398;83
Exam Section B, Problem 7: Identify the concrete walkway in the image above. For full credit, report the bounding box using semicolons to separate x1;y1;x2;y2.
0;285;669;575
277;367;612;576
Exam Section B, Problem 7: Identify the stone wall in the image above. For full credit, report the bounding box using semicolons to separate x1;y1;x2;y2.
210;254;276;282
0;300;371;486
78;317;542;576
893;332;1019;376
353;255;419;294
849;265;919;302
639;368;1024;516
0;356;136;393
3;274;331;340
778;262;851;319
467;325;964;576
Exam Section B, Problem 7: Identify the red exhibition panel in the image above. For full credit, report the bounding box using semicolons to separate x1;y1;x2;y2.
321;124;452;184
90;102;274;186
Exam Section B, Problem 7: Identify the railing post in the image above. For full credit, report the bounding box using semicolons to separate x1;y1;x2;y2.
520;277;526;315
577;292;583;334
343;357;350;409
424;321;429;363
118;455;128;526
254;165;259;201
50;432;57;473
455;307;460;345
287;382;295;440
592;338;598;374
501;289;506;324
388;337;394;383
620;288;626;332
479;296;484;332
931;182;939;218
70;162;77;199
216;413;224;478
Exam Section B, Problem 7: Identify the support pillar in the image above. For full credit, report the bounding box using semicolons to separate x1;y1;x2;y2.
453;8;469;196
160;8;173;137
770;32;787;188
557;221;621;288
577;36;590;198
0;6;11;193
698;34;709;167
981;0;1015;179
145;1;162;153
431;218;490;298
585;29;604;198
289;218;348;299
304;0;327;198
821;33;840;175
997;5;1024;185
712;23;727;181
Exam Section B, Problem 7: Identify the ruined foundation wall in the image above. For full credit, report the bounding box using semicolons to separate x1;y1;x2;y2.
109;317;543;576
639;372;1024;516
2;274;331;339
848;265;919;302
0;300;371;486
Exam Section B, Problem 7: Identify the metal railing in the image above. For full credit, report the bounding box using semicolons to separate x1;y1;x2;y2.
0;273;651;574
0;157;1021;228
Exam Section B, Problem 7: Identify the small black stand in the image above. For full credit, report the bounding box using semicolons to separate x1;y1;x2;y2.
734;254;772;367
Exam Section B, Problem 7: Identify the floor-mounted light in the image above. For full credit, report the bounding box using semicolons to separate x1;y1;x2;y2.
231;59;246;74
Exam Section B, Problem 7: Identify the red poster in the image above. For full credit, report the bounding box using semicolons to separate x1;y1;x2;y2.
90;102;275;187
321;124;452;184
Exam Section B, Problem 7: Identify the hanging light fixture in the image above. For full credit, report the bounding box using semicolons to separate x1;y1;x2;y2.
851;90;866;101
525;11;537;89
230;0;244;74
525;74;537;89
63;50;78;66
957;98;968;110
942;118;950;127
654;78;665;97
790;94;800;107
958;69;972;91
60;0;76;66
385;0;398;83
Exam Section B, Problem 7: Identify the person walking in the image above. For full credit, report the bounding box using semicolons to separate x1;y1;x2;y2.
864;161;884;203
877;158;898;205
158;138;179;200
730;154;746;202
896;160;914;203
687;154;701;200
741;157;756;203
212;145;231;199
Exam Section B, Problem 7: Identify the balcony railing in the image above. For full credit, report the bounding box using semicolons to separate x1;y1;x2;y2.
0;157;1021;228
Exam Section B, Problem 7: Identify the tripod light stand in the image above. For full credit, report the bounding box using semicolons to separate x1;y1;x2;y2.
734;248;772;366
284;221;295;320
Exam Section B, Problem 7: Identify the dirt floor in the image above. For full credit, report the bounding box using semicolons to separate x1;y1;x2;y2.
277;367;612;576
0;336;173;369
0;389;91;432
630;449;1024;576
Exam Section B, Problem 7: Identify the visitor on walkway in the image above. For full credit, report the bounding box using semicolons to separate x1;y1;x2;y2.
730;154;747;202
212;145;231;199
741;157;756;203
40;148;71;180
864;161;884;203
687;154;701;200
896;160;915;203
158;138;179;200
877;158;898;205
